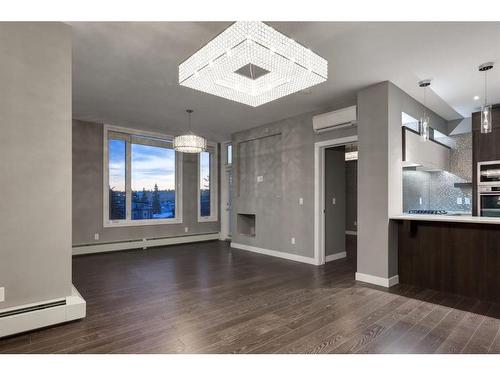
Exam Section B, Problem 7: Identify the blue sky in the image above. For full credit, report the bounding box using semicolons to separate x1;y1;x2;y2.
109;140;210;192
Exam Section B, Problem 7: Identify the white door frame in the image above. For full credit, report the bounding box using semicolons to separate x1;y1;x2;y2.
220;140;232;240
314;135;358;265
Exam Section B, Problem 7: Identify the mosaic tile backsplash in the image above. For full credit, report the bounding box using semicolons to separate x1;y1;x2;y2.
403;169;472;213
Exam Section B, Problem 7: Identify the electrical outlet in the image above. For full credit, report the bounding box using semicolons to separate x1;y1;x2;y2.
184;227;189;233
299;197;304;205
291;237;296;245
0;287;4;302
419;197;423;205
257;175;264;183
94;233;99;241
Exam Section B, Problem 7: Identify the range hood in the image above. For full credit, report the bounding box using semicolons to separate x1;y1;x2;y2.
403;127;451;172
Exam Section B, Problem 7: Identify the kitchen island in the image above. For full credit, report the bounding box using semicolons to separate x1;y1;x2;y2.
391;214;500;302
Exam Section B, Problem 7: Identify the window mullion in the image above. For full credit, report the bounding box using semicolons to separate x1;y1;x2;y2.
125;140;132;221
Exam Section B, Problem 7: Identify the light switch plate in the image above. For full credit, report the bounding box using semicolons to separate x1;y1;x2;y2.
291;237;296;245
332;197;336;205
0;287;4;302
257;176;264;182
299;197;304;205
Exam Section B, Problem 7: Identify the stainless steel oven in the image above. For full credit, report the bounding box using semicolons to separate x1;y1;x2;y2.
478;185;500;217
477;161;500;216
478;160;500;185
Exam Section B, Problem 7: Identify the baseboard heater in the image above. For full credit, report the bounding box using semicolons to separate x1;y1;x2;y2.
0;300;66;319
73;232;221;256
0;286;86;338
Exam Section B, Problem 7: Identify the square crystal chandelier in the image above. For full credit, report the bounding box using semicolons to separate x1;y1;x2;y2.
179;22;328;107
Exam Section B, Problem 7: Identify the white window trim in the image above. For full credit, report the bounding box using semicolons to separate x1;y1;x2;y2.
103;124;183;227
225;142;233;167
197;141;218;222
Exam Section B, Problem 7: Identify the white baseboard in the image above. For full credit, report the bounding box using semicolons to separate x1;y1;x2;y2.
231;242;317;265
325;251;347;262
73;233;220;256
355;272;399;288
0;285;86;338
345;230;358;236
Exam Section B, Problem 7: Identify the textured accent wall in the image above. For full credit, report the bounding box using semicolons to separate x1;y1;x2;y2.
450;133;472;182
231;106;357;259
403;169;472;213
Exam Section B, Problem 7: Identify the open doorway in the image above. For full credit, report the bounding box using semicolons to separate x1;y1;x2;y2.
314;136;358;265
324;144;358;265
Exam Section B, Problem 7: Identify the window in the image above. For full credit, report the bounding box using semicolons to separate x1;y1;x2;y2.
198;143;218;221
104;126;182;226
108;139;126;220
225;143;232;165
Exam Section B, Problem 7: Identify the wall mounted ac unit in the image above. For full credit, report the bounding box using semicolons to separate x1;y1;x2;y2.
313;105;357;133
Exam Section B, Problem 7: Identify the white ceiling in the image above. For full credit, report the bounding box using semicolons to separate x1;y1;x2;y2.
71;22;500;140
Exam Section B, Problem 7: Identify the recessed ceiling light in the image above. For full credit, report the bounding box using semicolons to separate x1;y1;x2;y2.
179;21;328;107
474;95;480;100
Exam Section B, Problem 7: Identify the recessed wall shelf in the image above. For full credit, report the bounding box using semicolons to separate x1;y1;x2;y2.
237;213;256;237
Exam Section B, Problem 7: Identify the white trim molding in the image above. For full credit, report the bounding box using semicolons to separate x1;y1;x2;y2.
0;285;86;338
325;251;347;262
197;141;219;223
231;243;318;265
314;135;358;266
103;124;184;227
355;272;400;288
73;233;220;256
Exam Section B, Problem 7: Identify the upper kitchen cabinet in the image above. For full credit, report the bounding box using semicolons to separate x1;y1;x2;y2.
403;127;451;171
472;104;500;163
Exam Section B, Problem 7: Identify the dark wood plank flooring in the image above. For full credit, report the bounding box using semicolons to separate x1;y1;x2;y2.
1;240;500;354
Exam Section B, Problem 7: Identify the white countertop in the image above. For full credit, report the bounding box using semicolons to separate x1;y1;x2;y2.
390;214;500;225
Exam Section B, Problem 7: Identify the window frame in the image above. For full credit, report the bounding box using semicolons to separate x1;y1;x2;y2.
225;143;233;166
103;124;183;227
197;141;218;222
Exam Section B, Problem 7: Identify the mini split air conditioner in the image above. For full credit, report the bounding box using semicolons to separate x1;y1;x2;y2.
312;105;357;133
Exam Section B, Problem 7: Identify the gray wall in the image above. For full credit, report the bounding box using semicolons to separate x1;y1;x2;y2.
325;147;346;256
231;106;357;259
357;81;449;280
72;120;220;246
0;23;72;309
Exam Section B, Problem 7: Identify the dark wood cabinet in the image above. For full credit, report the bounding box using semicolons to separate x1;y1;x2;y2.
472;105;500;215
397;220;500;302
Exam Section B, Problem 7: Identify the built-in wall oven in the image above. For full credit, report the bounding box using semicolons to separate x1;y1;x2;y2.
477;160;500;217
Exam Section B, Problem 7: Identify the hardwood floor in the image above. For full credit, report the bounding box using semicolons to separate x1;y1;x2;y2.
1;239;500;354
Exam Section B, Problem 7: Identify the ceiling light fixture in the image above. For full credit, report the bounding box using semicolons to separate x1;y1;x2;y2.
479;62;494;134
173;109;207;153
418;79;431;141
178;21;328;107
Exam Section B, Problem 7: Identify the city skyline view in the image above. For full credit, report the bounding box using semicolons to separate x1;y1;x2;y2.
109;140;210;192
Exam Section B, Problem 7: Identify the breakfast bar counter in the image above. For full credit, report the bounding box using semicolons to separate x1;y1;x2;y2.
390;214;500;224
391;215;500;302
